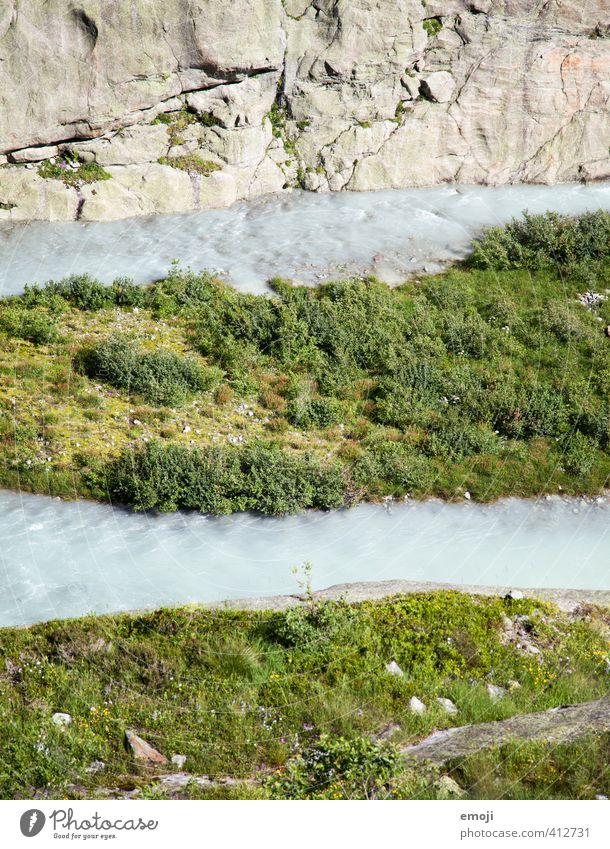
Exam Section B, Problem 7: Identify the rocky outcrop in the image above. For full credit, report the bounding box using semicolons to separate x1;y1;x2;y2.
213;578;610;614
402;696;610;765
0;1;609;221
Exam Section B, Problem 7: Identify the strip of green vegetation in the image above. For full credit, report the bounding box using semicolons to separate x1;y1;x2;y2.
152;107;222;142
158;155;221;176
448;735;610;800
37;153;111;187
102;441;346;514
0;592;608;799
469;209;610;270
0;212;608;513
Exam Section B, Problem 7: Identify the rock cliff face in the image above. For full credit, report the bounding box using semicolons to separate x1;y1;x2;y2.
0;0;608;220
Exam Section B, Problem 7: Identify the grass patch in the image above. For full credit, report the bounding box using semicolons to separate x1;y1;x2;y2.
0;592;608;799
37;155;111;188
158;155;221;176
422;17;442;38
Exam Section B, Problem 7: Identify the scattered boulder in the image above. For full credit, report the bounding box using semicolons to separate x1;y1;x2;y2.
436;774;466;799
385;660;404;677
577;292;605;309
125;730;168;765
66;784;88;798
171;754;187;768
409;696;427;715
437;697;458;715
51;712;72;728
486;684;507;703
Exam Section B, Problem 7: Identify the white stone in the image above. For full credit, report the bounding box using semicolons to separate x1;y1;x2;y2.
436;697;458;715
409;696;427;715
486;684;507;703
385;660;404;677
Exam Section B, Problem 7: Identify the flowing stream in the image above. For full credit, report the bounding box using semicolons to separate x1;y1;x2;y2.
0;491;608;627
2;182;610;294
1;182;609;626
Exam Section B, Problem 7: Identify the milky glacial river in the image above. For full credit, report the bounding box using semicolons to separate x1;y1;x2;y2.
2;182;610;294
1;182;609;626
0;491;608;627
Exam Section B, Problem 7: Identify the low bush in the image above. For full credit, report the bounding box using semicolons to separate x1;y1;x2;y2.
286;396;343;429
265;734;401;799
0;306;59;344
78;335;216;406
469;210;610;270
103;441;348;515
562;432;596;477
23;274;115;311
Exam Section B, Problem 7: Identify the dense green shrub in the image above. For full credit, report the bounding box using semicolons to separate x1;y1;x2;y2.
109;277;149;308
286;396;344;429
103;441;347;515
0;306;59;344
78;335;216;406
425;420;501;459
469;210;610;270
266;734;401;799
562;432;596;477
23;274;115;311
19;266;220;316
349;441;433;495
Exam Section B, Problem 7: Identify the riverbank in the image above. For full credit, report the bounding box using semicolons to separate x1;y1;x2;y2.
1;589;610;800
1;211;609;518
2;183;610;296
215;579;610;614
